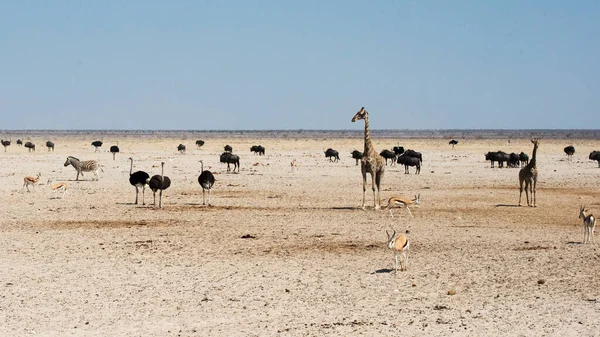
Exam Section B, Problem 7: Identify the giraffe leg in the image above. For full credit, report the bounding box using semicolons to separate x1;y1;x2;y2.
361;164;367;209
375;169;384;210
518;179;523;206
532;178;537;207
370;172;377;210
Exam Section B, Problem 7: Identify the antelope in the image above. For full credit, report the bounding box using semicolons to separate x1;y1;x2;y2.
386;230;410;272
290;158;297;171
47;178;68;198
384;194;420;218
23;173;41;192
580;205;596;244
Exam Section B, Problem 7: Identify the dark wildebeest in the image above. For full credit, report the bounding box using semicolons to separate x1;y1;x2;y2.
24;142;35;152
220;152;240;173
224;145;233;153
485;151;509;168
380;149;397;166
46;141;55;152
564;145;575;160
519;152;529;166
397;154;421;174
16;139;23;146
177;144;186;154
351;150;363;166
403;149;422;164
196;140;205;149
251;145;265;155
324;148;340;162
589;151;600;167
393;146;405;156
449;140;458;149
507;153;520;168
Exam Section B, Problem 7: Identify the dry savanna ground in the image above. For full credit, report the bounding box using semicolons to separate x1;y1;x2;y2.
1;134;600;336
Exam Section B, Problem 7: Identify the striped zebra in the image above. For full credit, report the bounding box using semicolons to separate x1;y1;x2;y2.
64;156;102;181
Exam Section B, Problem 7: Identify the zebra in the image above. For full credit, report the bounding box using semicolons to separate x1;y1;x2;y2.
64;156;102;181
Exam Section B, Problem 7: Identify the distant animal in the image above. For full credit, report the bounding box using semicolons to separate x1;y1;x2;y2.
1;139;11;152
564;145;575;160
110;145;119;160
580;205;596;244
177;144;186;154
397;153;421;174
46;141;55;152
251;145;265;155
148;162;171;208
23;173;41;192
384;194;420;218
508;153;520;168
128;157;150;205
198;160;215;205
485;151;509;168
91;141;103;152
224;145;233;153
47;178;67;198
519;152;529;166
518;139;539;207
220;152;240;173
379;149;397;166
393;146;405;156
24;142;35;152
196;140;205;149
449;139;458;149
386;230;410;272
324;148;340;162
64;156;102;181
290;158;297;170
351;150;363;166
589;151;600;167
16;139;22;146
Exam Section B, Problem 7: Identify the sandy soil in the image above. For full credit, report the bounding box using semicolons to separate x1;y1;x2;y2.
1;134;600;336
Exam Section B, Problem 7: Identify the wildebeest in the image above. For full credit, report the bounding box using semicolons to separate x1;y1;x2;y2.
590;151;600;167
403;149;422;164
16;139;22;146
46;141;55;151
177;144;186;154
196;140;205;149
251;145;265;155
351;150;363;166
393;146;405;156
397;153;421;174
519;152;529;166
380;149;397;165
224;145;233;153
449;140;458;149
24;142;35;152
564;145;575;160
508;153;520;168
324;148;340;162
485;151;509;168
220;152;240;172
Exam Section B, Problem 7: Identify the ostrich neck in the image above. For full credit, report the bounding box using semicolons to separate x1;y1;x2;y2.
363;116;376;156
129;159;133;176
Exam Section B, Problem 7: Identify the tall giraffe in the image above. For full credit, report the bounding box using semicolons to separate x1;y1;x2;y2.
352;107;385;210
519;139;539;207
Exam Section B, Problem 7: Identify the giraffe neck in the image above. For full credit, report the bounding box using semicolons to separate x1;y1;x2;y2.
529;144;538;167
363;115;377;156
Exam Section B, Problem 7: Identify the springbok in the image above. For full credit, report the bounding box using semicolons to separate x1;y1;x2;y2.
47;178;68;198
580;205;596;244
23;173;41;192
386;230;410;272
384;194;420;218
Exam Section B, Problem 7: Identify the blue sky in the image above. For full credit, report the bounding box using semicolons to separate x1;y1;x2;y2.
1;1;598;130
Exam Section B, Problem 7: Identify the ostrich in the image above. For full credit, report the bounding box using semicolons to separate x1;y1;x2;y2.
92;141;103;152
449;139;458;149
46;141;55;152
393;146;405;156
177;144;186;154
110;144;120;160
196;140;205;149
564;145;575;160
148;162;171;208
1;139;10;152
198;160;215;205
128;157;150;205
16;139;22;146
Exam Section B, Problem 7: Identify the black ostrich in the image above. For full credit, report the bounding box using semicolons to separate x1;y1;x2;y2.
148;162;171;208
1;139;10;152
224;144;233;153
564;145;575;160
24;142;35;152
351;150;363;166
128;157;150;205
16;139;22;146
449;139;458;149
177;144;186;154
92;141;103;152
46;141;55;152
393;146;405;156
196;140;205;149
110;144;120;160
379;149;397;166
198;160;215;205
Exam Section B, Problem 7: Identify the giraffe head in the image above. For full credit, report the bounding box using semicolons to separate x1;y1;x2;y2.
351;107;368;122
531;138;539;146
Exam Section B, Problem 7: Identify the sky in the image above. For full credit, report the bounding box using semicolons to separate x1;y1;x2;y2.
1;1;599;130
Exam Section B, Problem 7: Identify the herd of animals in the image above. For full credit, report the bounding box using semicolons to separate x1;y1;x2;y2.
4;107;600;272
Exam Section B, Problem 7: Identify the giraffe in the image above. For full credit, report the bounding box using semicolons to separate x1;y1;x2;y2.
352;107;385;210
519;138;539;207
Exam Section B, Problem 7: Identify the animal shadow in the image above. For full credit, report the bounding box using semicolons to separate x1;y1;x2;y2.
373;268;394;274
567;241;584;245
495;204;521;208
